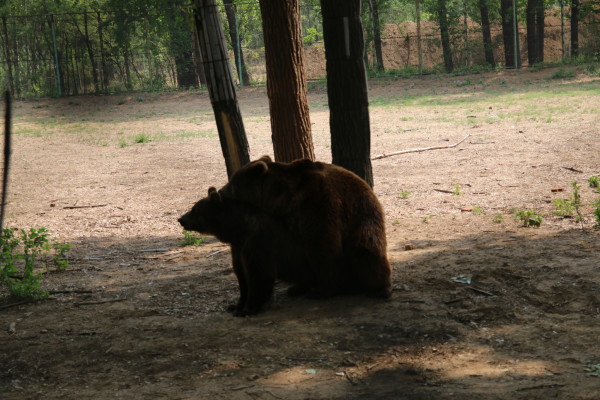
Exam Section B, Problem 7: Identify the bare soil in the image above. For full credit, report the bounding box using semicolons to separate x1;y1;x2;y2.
2;66;600;400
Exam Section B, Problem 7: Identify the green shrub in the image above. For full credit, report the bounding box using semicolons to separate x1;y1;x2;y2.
0;228;71;300
515;209;543;227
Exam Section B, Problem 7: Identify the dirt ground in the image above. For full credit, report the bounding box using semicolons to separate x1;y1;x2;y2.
1;66;600;399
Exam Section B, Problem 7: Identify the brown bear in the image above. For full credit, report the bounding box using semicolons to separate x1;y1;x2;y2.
219;156;392;300
179;187;314;316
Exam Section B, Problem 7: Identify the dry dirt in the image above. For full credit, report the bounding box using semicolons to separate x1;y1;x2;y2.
1;66;600;399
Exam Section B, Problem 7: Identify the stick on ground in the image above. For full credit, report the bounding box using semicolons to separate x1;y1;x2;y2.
371;134;471;160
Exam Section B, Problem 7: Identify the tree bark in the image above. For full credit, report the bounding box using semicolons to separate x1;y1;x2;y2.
320;0;374;187
570;0;579;57
192;0;250;177
223;0;251;86
437;0;454;72
258;0;314;162
479;0;495;67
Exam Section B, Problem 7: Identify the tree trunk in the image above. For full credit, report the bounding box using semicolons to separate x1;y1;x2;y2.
437;0;453;72
223;0;251;86
479;0;495;67
536;0;544;63
169;6;197;89
366;0;384;72
320;0;374;187
192;0;250;177
83;12;100;93
500;0;519;68
258;0;315;162
570;0;579;57
97;12;109;92
1;17;15;96
526;0;544;65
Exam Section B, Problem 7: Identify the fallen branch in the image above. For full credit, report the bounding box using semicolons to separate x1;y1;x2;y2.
63;204;108;209
74;298;125;306
371;134;471;160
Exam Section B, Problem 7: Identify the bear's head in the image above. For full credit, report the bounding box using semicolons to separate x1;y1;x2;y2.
178;187;245;244
219;155;272;202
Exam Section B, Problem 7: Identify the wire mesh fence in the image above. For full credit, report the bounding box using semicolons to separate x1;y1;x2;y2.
0;3;598;98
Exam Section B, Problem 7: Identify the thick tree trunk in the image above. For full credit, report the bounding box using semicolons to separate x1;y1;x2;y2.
570;0;579;57
500;0;519;68
169;7;197;89
192;0;250;177
320;0;374;187
437;0;454;72
527;0;544;65
258;0;314;162
223;0;251;86
536;1;544;63
479;0;495;67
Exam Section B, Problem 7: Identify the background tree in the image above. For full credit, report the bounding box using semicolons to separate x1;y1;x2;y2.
478;0;495;67
258;0;315;162
192;0;250;177
436;0;454;72
500;0;520;68
527;0;544;65
366;0;385;72
223;0;250;86
320;0;373;187
570;0;580;56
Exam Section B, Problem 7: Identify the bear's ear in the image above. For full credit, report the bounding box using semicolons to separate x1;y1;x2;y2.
245;159;269;177
208;187;222;203
257;155;273;164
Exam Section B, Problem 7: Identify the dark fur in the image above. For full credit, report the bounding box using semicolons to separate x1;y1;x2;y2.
179;188;311;316
219;156;392;300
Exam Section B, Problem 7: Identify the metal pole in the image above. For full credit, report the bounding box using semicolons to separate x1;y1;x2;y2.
512;0;518;69
50;16;62;96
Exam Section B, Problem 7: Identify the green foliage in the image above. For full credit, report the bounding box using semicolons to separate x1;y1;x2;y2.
592;198;600;228
588;176;599;189
515;209;543;227
0;227;71;300
492;214;504;223
398;190;411;199
550;68;576;80
134;133;151;144
181;230;206;247
471;206;485;215
553;199;575;217
452;184;461;196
